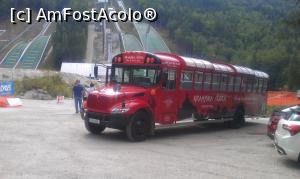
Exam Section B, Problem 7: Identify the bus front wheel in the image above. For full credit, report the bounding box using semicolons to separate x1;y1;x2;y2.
84;117;106;134
126;111;150;142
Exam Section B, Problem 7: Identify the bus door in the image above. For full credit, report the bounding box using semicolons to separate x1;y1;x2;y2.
157;69;178;124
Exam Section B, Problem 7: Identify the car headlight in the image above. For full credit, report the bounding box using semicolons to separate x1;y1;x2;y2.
112;108;130;114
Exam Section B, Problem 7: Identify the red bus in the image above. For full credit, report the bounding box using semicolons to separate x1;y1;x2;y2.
81;51;269;141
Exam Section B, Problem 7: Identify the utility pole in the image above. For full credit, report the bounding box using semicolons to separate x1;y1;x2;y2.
106;30;112;62
103;0;108;62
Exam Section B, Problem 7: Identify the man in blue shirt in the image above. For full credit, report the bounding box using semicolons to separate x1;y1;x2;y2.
72;80;84;113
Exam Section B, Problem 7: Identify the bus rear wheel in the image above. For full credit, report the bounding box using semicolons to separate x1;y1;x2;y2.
126;111;150;142
84;117;106;134
230;107;245;129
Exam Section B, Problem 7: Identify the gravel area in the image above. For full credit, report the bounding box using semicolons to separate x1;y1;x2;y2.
0;99;299;179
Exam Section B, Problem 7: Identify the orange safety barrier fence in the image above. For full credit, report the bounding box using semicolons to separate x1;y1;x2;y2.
0;97;8;107
0;96;22;108
267;91;300;106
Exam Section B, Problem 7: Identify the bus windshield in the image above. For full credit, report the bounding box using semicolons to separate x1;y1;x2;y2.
110;66;161;88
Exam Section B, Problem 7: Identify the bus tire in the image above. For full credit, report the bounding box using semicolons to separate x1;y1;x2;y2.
230;107;245;129
84;117;106;134
126;111;150;142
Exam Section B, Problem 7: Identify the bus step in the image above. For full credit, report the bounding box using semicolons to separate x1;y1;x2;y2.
155;118;232;130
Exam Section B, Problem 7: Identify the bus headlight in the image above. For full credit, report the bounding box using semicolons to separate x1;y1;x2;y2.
112;108;130;114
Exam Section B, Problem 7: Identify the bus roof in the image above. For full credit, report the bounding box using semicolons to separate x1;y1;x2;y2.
180;56;267;77
181;57;214;70
118;52;269;79
254;70;269;78
233;65;256;76
158;53;268;78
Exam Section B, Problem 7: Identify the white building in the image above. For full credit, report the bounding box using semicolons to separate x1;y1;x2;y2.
60;63;110;82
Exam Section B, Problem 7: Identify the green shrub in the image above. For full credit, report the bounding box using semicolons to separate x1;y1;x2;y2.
14;75;72;98
264;105;289;117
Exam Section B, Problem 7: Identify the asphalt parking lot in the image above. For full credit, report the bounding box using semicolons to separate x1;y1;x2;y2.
0;100;299;179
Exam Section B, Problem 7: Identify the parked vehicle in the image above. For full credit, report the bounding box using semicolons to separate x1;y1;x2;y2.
274;111;300;162
268;105;300;139
81;51;269;141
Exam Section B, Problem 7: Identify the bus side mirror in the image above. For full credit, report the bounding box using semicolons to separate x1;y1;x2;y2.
297;90;300;100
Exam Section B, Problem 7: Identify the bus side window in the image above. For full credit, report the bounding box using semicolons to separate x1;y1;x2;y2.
163;70;177;90
234;76;241;92
253;78;259;93
220;74;228;91
194;72;203;90
258;79;263;93
247;78;253;93
203;73;212;90
251;78;255;92
181;71;193;89
241;77;247;92
123;68;130;83
212;74;221;91
228;75;234;92
263;79;268;92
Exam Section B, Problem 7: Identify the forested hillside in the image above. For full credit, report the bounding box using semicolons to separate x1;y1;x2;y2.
128;0;300;90
1;0;299;90
52;0;89;69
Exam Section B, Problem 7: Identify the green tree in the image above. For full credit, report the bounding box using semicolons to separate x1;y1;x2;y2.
52;0;88;69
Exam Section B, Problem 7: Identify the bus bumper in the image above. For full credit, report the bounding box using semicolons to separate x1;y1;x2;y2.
82;110;129;130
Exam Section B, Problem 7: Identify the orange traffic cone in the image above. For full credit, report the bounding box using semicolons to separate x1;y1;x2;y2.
56;96;65;104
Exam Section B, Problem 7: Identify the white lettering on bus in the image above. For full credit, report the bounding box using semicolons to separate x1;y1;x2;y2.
123;55;144;63
124;55;144;60
194;96;214;103
215;94;227;102
161;61;180;66
194;95;227;103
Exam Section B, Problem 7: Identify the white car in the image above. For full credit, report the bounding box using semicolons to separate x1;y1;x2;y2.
275;112;300;162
